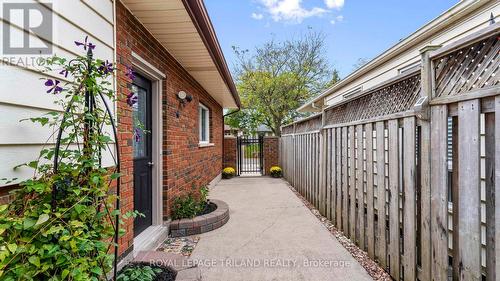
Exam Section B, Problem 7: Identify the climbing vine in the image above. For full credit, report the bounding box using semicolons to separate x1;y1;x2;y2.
0;36;138;280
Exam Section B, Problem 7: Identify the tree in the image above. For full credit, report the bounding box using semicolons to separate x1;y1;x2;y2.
326;69;341;89
224;108;263;135
230;31;337;136
352;57;370;71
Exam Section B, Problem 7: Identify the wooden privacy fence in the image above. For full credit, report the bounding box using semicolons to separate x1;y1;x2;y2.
280;23;499;281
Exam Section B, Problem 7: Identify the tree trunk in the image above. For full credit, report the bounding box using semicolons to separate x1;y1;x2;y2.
273;120;282;137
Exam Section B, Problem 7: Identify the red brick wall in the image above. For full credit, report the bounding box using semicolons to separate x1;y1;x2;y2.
263;137;280;175
223;137;237;169
116;2;223;255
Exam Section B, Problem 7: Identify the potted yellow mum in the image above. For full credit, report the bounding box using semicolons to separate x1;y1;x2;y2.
222;167;236;179
270;166;282;178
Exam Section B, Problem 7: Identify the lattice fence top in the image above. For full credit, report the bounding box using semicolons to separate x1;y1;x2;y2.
324;73;421;126
433;33;499;98
294;114;322;133
282;124;295;135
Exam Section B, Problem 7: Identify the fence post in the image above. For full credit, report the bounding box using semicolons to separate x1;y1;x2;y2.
263;136;279;176
489;96;500;281
319;110;327;216
237;136;241;176
223;136;238;171
419;44;443;281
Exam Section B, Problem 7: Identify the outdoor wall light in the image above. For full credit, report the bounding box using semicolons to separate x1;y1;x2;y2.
177;90;186;100
176;91;193;118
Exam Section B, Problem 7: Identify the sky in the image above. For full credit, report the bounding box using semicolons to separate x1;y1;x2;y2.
205;0;460;78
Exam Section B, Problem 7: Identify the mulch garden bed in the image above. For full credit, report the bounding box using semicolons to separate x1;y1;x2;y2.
198;201;217;216
287;184;392;281
170;199;230;237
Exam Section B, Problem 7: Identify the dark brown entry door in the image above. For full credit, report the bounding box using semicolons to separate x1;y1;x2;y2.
132;73;153;236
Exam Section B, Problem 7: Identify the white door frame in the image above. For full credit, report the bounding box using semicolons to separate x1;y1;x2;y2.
131;51;165;231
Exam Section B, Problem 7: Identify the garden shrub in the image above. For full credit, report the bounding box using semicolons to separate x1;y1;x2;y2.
171;194;200;220
171;186;210;220
117;263;162;281
199;186;209;203
117;262;176;281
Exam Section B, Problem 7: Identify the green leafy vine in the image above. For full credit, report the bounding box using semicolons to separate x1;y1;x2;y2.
0;37;136;281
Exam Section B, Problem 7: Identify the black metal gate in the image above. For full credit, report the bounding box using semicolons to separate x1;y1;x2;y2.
237;136;264;175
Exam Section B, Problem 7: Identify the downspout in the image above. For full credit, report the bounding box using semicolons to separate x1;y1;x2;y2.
223;108;240;117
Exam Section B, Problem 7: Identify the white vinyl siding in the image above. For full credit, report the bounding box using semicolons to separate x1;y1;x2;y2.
198;103;210;143
0;0;116;187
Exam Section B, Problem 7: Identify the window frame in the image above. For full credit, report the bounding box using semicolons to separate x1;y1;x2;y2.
198;103;210;144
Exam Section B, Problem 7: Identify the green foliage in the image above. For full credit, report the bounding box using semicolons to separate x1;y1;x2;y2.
171;187;209;220
199;186;209;203
117;264;161;281
0;45;133;279
171;195;200;220
224;109;263;135
231;31;339;136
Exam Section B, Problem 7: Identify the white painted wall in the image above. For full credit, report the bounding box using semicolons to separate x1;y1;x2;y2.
0;0;115;186
321;1;499;107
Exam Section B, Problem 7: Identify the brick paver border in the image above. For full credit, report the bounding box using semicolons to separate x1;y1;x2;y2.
169;199;229;237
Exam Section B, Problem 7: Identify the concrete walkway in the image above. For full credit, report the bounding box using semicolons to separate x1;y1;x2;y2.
189;177;372;281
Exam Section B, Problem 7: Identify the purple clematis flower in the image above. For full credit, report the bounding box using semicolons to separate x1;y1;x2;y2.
59;69;69;78
133;128;141;143
45;79;63;94
125;66;135;80
75;36;96;51
98;60;114;74
126;92;138;106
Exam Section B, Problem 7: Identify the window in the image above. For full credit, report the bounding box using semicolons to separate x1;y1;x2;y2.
199;103;210;143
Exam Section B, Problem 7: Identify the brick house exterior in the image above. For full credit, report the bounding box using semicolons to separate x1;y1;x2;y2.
114;0;239;257
117;0;221;209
